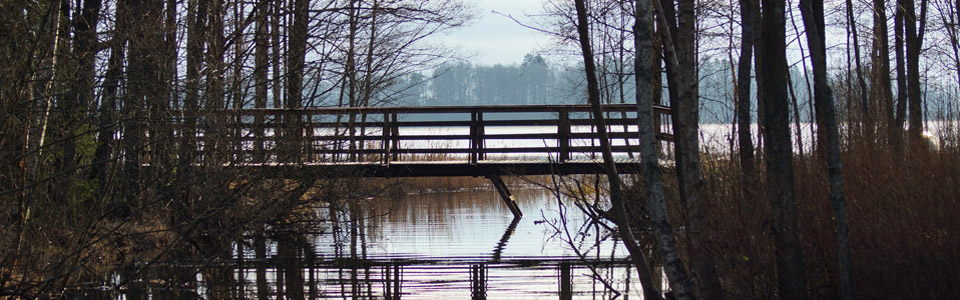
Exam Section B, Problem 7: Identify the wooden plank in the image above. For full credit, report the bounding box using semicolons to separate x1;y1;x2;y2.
228;160;646;178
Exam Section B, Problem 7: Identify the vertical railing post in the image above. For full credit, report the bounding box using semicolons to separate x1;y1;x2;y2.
381;112;390;165
305;111;315;162
391;113;400;162
470;111;478;165
477;112;485;162
558;109;570;162
253;110;265;163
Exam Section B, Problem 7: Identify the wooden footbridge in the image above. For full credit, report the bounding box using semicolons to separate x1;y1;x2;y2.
199;104;673;218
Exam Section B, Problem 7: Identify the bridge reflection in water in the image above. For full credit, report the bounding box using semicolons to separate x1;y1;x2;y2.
75;189;649;299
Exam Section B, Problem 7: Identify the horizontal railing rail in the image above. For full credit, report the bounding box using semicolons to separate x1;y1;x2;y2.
182;104;673;165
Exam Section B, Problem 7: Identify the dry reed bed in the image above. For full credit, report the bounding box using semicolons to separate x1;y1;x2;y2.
691;143;960;298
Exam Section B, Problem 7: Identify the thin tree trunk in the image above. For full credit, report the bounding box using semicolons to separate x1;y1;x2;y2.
206;0;225;164
284;0;306;162
737;0;757;190
787;68;806;158
846;0;872;140
800;1;855;298
787;2;817;154
254;0;268;162
905;0;925;146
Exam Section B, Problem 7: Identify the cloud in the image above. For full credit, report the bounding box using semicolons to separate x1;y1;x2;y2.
437;0;551;65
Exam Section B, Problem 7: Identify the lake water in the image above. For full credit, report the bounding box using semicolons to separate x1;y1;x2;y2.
76;188;649;299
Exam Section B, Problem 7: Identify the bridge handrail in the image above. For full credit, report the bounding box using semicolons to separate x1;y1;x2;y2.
191;104;672;165
208;103;671;115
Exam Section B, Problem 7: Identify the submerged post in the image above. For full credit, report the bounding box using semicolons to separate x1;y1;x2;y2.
487;174;522;219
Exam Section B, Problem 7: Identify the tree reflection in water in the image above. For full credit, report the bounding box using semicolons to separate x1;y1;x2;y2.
74;189;642;299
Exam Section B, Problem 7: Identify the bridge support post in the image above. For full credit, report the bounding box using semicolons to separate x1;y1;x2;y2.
559;263;572;300
487;174;522;219
470;263;487;300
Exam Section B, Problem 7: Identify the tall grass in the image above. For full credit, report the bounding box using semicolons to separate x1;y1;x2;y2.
692;138;960;298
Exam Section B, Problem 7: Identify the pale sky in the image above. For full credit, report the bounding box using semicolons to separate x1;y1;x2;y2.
440;0;553;66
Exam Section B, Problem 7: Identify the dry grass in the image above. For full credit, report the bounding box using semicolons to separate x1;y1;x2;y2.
689;140;960;298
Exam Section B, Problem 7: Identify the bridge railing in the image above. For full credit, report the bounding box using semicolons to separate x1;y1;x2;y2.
205;104;672;164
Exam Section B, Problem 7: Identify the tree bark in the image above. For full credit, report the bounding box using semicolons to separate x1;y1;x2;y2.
800;0;855;299
286;0;309;161
737;0;757;191
63;0;103;189
657;0;720;297
93;5;127;199
904;0;925;147
759;0;808;298
893;0;907;152
254;0;269;162
872;0;894;144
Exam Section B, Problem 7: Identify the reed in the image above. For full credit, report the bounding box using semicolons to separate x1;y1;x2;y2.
690;139;960;298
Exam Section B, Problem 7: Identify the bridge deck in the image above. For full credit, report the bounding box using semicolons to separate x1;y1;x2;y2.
230;159;663;178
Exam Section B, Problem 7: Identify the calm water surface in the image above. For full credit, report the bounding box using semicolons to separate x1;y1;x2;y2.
82;188;647;299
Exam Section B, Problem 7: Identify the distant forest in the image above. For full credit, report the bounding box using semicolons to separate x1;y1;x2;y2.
395;54;797;124
401;56;958;125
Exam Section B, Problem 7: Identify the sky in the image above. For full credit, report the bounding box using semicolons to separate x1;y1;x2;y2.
439;0;554;66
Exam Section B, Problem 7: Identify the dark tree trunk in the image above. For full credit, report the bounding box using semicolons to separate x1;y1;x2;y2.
93;11;126;200
205;0;225;163
254;0;268;162
286;0;308;161
905;0;925;147
801;0;855;299
633;0;676;299
758;0;808;298
893;0;907;152
872;0;894;144
737;0;757;187
122;0;164;212
63;0;102;191
71;0;102;180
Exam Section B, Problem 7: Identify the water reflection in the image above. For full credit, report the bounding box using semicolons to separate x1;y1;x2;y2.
72;188;643;299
